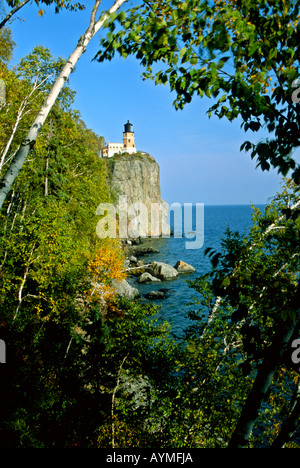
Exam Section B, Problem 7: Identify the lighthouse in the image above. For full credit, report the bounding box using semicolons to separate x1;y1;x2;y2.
123;120;136;154
102;121;137;158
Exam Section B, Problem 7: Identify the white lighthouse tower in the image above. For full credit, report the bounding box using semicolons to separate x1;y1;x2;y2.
123;120;136;154
102;121;137;158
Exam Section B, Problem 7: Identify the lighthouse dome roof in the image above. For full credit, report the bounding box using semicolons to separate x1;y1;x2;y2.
124;120;133;133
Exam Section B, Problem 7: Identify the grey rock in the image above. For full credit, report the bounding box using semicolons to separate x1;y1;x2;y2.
131;245;160;256
129;255;138;264
138;272;161;284
108;154;169;238
111;279;140;300
174;260;196;274
145;290;166;300
158;288;171;297
148;261;178;281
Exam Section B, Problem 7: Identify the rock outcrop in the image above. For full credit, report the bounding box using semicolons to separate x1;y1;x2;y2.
111;278;140;300
174;260;196;274
138;272;161;284
148;261;178;281
106;153;169;238
145;290;166;300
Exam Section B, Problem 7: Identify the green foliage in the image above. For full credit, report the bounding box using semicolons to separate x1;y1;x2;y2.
185;179;300;447
3;0;86;15
17;45;76;109
0;27;14;63
1;13;300;450
0;40;181;449
107;151;156;163
0;44;113;446
95;0;300;182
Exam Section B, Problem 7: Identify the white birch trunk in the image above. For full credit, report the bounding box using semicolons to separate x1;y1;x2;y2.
228;290;300;448
0;0;128;211
0;75;56;172
0;103;24;172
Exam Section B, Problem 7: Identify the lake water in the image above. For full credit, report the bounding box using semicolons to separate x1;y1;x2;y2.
128;204;266;338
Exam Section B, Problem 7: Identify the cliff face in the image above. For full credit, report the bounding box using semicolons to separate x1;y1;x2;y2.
106;153;169;238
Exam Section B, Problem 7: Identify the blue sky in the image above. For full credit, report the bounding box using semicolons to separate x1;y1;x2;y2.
6;0;293;205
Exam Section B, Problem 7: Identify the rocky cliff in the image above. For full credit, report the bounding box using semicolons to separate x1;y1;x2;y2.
105;152;169;238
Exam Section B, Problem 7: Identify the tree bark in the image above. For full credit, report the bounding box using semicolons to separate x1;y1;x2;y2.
0;78;43;172
111;354;128;448
271;380;300;448
0;0;30;30
228;287;300;448
0;0;128;211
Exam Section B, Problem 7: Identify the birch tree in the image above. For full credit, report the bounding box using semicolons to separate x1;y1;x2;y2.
0;44;74;174
228;299;300;448
271;379;300;448
0;0;128;211
0;75;48;172
95;0;300;183
0;0;30;29
92;1;300;445
186;180;300;447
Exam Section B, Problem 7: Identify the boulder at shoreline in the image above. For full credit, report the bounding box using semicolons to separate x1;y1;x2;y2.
131;245;160;256
111;278;140;300
174;260;196;274
148;261;178;281
138;272;161;284
145;290;166;300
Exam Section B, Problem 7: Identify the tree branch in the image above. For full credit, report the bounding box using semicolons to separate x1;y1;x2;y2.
111;353;128;448
0;0;30;29
0;0;128;211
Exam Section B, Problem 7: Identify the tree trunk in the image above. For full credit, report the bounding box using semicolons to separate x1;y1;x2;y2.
0;99;25;172
111;354;128;448
0;75;55;172
228;287;300;448
271;380;300;448
0;0;128;211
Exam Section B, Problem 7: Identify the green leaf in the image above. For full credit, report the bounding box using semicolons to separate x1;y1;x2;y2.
171;10;178;21
179;47;187;58
218;94;227;103
190;55;198;65
248;121;261;132
221;276;231;288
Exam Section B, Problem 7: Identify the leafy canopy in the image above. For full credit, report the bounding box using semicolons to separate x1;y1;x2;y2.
4;0;85;15
95;0;300;183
